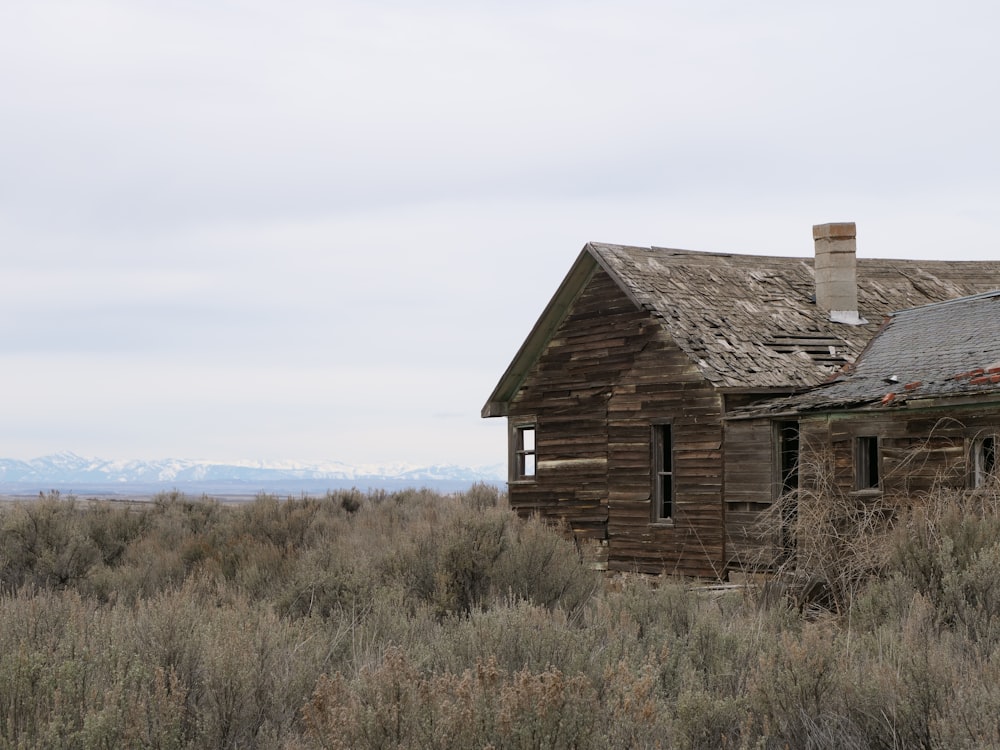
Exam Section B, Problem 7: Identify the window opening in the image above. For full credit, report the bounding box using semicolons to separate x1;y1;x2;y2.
653;424;673;521
778;422;799;496
776;421;799;556
973;436;997;488
856;436;880;490
513;425;536;480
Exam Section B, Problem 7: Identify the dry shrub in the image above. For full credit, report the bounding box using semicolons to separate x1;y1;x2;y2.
129;577;336;747
328;488;364;514
494;514;599;617
750;622;856;748
152;491;223;535
746;472;1000;748
599;659;671;749
276;544;376;620
833;594;965;749
459;481;504;510
382;504;598;618
303;646;600;750
427;598;602;680
84;531;188;603
82;500;148;566
889;485;1000;646
673;691;746;750
430;511;508;616
755;448;899;614
0;495;102;591
26;485;1000;747
302;590;775;750
235;494;324;550
0;589;189;748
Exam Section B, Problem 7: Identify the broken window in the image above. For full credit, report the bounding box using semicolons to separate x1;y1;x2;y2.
776;421;800;497
973;435;997;488
855;436;880;490
652;423;673;521
776;421;799;556
512;424;536;481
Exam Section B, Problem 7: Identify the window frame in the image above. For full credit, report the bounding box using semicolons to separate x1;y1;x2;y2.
971;434;997;488
855;435;881;491
510;422;537;483
774;420;800;558
774;421;800;500
651;422;674;523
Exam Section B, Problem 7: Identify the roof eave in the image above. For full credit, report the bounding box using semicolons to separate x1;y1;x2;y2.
717;386;802;394
732;389;1000;422
896;391;1000;410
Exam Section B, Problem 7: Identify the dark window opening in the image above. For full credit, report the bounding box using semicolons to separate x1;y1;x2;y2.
856;436;880;490
653;424;673;521
513;425;536;480
778;421;800;496
974;436;997;488
777;421;799;556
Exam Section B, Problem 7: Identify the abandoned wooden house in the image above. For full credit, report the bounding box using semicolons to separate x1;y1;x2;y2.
482;222;1000;577
731;288;1000;564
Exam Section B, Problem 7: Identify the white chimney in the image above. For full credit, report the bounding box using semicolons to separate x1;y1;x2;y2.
813;222;865;325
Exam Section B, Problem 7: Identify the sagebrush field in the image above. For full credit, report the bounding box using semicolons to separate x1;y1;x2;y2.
2;483;1000;748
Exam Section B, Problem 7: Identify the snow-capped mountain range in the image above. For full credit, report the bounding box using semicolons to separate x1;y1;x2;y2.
0;452;506;496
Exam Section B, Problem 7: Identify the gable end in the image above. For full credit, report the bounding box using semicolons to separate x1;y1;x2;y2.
484;245;646;417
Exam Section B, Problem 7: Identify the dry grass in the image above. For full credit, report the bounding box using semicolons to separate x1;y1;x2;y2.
1;480;1000;747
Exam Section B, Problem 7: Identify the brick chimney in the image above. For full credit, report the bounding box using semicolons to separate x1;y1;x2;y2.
813;222;864;325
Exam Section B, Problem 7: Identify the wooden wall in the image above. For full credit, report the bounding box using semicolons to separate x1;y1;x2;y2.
606;335;725;576
798;403;1000;498
507;268;658;543
508;266;730;577
508;264;1000;579
723;416;781;571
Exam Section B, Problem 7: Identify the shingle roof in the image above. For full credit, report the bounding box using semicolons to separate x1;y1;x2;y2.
484;241;1000;417
591;243;1000;390
739;290;1000;416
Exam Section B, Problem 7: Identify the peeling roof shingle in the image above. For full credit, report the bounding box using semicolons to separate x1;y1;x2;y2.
483;242;1000;417
736;290;1000;416
590;244;1000;390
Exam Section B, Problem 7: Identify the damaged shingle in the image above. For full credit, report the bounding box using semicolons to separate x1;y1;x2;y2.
591;244;1000;390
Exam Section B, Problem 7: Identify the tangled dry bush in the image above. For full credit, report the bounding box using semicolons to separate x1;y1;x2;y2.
756;444;1000;622
753;449;899;615
4;480;1000;748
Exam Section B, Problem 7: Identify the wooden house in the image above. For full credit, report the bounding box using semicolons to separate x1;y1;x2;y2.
735;289;1000;538
482;223;1000;577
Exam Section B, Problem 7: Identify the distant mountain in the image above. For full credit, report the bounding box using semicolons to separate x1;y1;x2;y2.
0;452;506;497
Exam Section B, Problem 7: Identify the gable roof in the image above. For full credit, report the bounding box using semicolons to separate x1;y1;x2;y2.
483;242;1000;417
739;290;1000;416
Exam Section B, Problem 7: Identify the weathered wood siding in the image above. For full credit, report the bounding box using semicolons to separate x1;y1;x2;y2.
798;403;1000;498
606;334;725;576
507;267;659;542
508;266;729;577
717;404;1000;574
723;416;781;570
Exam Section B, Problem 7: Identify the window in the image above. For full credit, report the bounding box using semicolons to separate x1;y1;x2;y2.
855;436;880;490
512;424;536;480
973;435;997;488
776;421;799;556
652;424;673;521
776;421;799;497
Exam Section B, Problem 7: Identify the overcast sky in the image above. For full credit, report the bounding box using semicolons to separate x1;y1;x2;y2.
1;1;999;467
